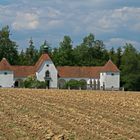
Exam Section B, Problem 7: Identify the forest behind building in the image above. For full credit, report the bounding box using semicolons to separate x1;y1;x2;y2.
0;26;140;91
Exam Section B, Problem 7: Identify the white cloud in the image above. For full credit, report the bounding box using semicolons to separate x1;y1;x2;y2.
70;6;140;35
46;19;64;29
12;12;39;30
46;7;62;18
1;0;140;50
105;38;140;49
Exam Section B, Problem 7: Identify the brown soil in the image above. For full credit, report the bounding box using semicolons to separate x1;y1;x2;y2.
0;89;140;140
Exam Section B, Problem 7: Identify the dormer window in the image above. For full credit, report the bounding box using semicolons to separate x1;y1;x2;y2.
45;70;50;78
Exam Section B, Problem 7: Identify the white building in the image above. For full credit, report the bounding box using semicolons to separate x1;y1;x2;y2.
0;53;120;90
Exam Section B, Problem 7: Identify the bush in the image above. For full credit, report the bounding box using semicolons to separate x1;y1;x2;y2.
35;81;47;89
79;80;87;89
65;79;87;89
23;76;47;89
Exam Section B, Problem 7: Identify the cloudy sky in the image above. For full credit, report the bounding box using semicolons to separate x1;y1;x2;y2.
0;0;140;50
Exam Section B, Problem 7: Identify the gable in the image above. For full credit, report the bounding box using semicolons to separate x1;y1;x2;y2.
35;53;51;71
0;58;12;71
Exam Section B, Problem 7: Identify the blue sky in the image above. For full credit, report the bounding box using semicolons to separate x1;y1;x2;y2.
0;0;140;50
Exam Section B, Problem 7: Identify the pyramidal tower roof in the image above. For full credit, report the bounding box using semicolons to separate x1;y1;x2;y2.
0;58;11;71
102;60;120;72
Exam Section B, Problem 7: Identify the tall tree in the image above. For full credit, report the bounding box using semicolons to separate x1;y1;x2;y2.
120;43;140;91
18;50;26;65
52;36;74;66
109;47;116;62
83;33;95;47
25;38;39;65
0;26;19;64
116;47;122;69
74;34;95;66
74;34;109;66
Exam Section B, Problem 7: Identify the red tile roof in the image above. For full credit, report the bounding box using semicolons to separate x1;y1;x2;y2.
0;58;11;71
57;66;103;78
102;60;120;72
57;60;119;78
0;54;51;77
0;55;119;78
11;66;35;77
11;53;51;77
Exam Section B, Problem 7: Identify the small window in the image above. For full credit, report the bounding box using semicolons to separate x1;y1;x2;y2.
46;64;49;67
4;72;8;75
111;73;114;76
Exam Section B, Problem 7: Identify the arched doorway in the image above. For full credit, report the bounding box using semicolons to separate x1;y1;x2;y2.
45;70;51;89
14;81;19;87
58;79;66;89
14;79;23;88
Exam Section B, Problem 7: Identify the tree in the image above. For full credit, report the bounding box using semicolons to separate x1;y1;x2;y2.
83;33;95;47
73;34;109;66
52;36;74;66
74;33;95;66
120;43;140;91
18;50;26;65
25;38;39;65
116;47;122;69
109;47;116;61
92;40;109;65
74;44;89;66
0;26;19;64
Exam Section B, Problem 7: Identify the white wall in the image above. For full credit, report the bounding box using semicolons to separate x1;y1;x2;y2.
0;71;14;87
59;78;88;82
36;60;58;88
100;72;120;90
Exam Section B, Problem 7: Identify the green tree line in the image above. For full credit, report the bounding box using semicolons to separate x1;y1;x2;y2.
0;26;140;91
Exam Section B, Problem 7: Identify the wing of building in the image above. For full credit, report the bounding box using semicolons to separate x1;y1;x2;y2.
0;53;120;90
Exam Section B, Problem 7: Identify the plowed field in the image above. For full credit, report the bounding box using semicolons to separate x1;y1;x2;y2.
0;89;140;140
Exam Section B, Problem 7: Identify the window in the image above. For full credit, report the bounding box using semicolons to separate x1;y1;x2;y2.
46;64;49;67
45;70;50;78
4;72;7;75
111;73;114;76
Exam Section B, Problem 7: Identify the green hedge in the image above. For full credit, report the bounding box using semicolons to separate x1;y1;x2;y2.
23;76;47;89
65;79;87;89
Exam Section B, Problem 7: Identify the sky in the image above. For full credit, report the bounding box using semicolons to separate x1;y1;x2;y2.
0;0;140;51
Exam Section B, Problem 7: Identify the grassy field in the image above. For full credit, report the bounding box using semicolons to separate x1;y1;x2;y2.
0;89;140;140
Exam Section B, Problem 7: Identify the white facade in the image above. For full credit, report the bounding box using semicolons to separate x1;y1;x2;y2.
36;60;58;88
100;72;120;90
0;71;14;87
